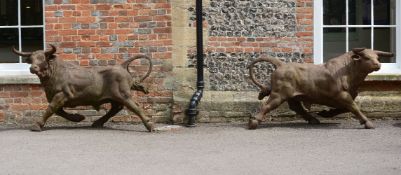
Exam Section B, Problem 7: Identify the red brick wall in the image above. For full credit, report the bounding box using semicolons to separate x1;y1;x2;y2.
0;85;47;124
296;0;313;62
45;0;172;63
0;0;173;125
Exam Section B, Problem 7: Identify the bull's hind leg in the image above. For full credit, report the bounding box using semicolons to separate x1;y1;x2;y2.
288;99;320;124
56;108;85;122
31;93;66;131
111;79;154;132
122;98;154;132
249;93;285;130
92;101;123;128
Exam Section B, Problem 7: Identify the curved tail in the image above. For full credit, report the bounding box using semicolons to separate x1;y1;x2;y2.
247;57;284;100
121;55;153;82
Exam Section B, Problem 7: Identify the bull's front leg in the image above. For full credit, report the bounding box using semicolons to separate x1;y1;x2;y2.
336;92;374;129
31;93;67;132
92;101;123;128
56;108;85;122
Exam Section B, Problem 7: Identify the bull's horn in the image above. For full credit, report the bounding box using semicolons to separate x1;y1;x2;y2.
352;48;365;53
12;46;32;57
375;51;394;57
45;44;57;56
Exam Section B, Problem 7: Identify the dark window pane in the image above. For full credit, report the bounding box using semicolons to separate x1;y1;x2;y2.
324;0;346;25
349;0;371;25
324;28;346;62
0;28;19;63
0;0;18;26
21;0;43;25
374;27;396;63
349;27;371;50
21;28;43;53
374;0;395;25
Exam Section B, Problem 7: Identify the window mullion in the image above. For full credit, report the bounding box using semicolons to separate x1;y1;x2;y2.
17;0;22;63
42;0;46;50
397;0;401;68
345;0;349;52
371;0;374;49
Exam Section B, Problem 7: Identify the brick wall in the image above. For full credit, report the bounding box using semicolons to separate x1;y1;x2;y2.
0;85;46;124
0;0;173;125
188;0;313;91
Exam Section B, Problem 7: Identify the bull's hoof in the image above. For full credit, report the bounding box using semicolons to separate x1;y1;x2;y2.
248;119;259;130
145;122;155;132
364;121;375;129
307;117;320;125
30;124;43;132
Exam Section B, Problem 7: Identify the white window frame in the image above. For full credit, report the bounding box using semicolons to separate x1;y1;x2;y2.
314;0;401;74
0;0;45;75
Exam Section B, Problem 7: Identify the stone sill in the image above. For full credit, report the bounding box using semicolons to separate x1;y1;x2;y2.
173;90;401;124
0;74;40;85
366;74;401;81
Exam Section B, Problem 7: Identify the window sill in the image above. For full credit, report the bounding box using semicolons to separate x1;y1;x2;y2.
0;74;40;84
366;74;401;81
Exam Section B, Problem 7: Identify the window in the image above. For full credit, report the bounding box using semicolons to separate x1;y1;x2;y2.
314;0;401;74
0;0;44;74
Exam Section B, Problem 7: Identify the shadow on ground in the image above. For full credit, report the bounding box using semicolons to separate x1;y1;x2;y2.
0;124;150;133
223;121;347;130
393;123;401;128
258;122;342;129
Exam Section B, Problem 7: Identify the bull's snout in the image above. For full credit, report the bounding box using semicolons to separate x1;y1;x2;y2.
373;62;381;71
30;65;40;74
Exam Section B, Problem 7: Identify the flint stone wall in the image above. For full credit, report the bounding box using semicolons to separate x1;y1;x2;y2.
208;0;297;37
188;52;305;91
192;0;304;91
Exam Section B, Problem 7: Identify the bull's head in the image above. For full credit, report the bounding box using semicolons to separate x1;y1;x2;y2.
351;48;394;73
12;44;57;77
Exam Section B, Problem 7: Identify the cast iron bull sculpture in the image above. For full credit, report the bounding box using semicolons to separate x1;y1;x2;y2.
248;48;394;129
13;44;154;132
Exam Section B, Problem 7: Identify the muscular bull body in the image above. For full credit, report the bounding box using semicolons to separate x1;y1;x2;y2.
248;48;394;129
13;45;154;132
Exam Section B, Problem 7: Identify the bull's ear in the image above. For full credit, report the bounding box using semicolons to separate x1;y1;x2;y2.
351;54;361;61
352;48;365;54
45;44;57;60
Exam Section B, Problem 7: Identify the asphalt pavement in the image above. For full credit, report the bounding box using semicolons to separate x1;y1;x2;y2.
0;120;400;175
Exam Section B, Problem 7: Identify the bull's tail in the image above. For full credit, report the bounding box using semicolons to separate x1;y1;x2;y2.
121;55;153;83
247;57;284;100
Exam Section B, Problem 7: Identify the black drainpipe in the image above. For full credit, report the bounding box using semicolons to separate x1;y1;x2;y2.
186;0;204;127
